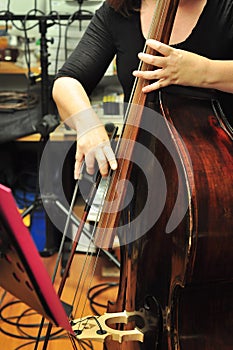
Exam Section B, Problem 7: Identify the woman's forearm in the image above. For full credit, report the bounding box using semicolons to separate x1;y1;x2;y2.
204;60;233;94
52;76;92;122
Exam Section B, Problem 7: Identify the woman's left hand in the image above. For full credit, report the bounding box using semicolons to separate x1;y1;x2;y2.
133;39;208;92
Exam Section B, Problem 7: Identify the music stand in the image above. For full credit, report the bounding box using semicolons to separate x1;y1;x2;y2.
0;183;73;334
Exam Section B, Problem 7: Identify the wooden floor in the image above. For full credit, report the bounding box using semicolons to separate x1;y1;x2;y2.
0;251;119;350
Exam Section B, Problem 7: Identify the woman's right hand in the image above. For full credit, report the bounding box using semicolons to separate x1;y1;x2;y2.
68;110;117;179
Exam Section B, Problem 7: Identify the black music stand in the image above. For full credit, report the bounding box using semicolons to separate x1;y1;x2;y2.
0;183;73;334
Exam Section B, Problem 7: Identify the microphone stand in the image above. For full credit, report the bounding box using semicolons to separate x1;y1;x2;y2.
39;18;54;121
21;17;60;258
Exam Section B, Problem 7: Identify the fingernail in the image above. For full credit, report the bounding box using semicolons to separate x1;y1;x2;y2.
111;162;117;170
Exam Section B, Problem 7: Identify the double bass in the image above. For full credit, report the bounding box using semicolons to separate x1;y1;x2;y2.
72;0;233;349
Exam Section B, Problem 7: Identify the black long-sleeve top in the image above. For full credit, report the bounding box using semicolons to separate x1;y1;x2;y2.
56;0;233;126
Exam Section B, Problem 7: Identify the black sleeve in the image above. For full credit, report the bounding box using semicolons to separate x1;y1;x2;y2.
55;3;116;95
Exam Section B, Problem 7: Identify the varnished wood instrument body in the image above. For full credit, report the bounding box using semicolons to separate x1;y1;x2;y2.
105;86;233;350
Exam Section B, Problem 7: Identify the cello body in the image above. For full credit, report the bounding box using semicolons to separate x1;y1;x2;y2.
104;86;233;350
